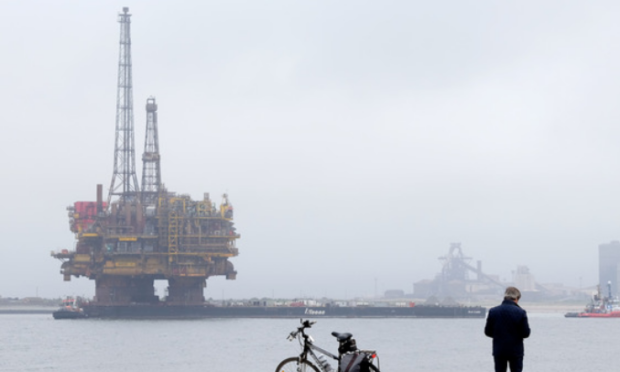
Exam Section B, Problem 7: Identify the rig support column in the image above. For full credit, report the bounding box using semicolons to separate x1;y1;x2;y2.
167;278;206;305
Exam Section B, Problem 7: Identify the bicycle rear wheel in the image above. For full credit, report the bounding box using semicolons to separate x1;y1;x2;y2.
275;357;320;372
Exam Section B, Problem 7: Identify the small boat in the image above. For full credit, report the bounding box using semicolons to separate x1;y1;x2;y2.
565;282;620;318
52;297;87;319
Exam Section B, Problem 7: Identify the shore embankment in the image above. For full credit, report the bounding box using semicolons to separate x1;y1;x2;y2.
0;306;57;314
473;300;584;314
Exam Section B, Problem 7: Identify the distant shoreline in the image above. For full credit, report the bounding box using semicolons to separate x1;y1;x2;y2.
470;301;584;313
0;308;56;314
519;304;583;313
0;303;584;315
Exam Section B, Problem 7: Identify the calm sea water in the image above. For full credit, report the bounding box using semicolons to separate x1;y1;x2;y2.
0;313;618;372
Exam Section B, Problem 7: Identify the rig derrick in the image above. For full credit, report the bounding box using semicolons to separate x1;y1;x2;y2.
51;7;239;306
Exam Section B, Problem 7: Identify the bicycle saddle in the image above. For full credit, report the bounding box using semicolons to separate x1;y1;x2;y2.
331;331;353;342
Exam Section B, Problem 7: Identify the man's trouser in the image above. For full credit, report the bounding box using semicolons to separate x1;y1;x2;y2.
493;356;523;372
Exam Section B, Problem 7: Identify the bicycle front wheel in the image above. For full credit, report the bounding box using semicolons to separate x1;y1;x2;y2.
275;357;320;372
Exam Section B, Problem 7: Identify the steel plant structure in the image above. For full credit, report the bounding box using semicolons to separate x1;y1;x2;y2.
51;8;239;305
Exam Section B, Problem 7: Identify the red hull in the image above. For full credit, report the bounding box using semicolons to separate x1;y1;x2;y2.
577;311;620;318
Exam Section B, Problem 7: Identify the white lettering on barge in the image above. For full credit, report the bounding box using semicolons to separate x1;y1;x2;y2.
304;308;326;315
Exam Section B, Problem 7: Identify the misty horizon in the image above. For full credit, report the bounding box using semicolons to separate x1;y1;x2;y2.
2;1;619;300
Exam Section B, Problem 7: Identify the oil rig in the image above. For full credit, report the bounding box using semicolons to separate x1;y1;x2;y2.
51;8;239;306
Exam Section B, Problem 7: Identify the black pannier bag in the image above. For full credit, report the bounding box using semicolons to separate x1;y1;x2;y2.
338;338;357;354
339;351;375;372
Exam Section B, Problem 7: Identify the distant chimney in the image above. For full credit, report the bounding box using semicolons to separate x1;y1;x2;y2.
97;184;103;213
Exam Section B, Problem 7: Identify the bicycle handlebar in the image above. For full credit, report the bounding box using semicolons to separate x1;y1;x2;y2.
287;319;316;341
301;319;316;328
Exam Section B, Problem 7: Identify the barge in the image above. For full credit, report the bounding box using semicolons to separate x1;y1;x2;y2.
77;302;486;319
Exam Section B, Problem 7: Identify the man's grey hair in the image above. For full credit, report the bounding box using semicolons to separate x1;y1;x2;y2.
504;286;521;301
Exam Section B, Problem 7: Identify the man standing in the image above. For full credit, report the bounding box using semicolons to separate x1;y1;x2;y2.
484;287;531;372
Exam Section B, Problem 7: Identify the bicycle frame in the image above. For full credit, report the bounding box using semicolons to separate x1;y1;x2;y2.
306;340;338;369
278;319;381;372
290;321;338;371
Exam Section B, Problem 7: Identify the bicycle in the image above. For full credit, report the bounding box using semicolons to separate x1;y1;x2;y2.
275;319;381;372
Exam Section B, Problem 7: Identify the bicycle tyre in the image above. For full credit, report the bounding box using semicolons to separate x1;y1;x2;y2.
275;357;320;372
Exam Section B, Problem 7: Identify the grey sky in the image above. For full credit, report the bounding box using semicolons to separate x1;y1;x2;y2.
1;1;619;299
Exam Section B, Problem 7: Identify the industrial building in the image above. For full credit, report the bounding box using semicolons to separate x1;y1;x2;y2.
413;243;551;300
599;241;620;297
414;243;505;298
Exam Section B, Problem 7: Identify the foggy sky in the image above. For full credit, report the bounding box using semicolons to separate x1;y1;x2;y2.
1;0;619;300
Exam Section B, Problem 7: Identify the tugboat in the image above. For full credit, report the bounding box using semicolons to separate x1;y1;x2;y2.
565;282;620;318
52;297;87;319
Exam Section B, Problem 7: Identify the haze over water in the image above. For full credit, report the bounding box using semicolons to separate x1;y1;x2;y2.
2;314;618;372
3;1;620;301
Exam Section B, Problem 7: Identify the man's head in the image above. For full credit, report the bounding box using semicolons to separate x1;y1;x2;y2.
504;286;521;302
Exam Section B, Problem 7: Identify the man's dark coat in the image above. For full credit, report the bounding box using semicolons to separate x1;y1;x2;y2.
484;299;531;357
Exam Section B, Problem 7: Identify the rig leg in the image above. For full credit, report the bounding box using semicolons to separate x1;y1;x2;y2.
95;276;158;304
166;277;206;304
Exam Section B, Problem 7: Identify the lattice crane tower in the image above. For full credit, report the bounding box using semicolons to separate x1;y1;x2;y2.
141;97;161;206
109;7;139;204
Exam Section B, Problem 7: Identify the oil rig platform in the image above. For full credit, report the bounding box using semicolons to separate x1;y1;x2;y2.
51;8;239;306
